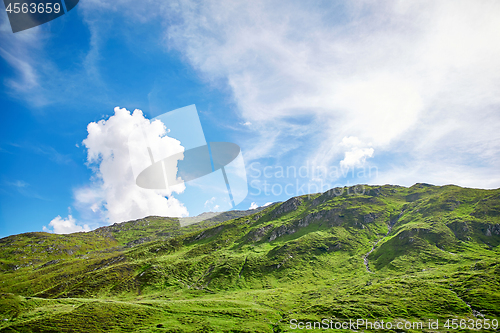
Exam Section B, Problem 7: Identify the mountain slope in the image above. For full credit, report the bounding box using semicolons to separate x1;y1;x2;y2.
1;184;499;332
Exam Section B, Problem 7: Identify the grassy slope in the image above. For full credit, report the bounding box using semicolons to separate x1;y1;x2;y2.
0;184;499;332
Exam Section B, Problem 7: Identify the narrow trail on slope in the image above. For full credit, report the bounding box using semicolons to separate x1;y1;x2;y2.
363;211;403;273
449;289;486;318
363;226;391;273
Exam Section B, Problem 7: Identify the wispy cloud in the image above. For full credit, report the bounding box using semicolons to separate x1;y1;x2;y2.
0;47;38;90
8;0;499;189
4;180;47;200
32;145;73;165
0;9;111;108
159;0;500;187
6;180;28;188
5;142;74;165
0;12;50;106
0;146;14;154
204;196;220;212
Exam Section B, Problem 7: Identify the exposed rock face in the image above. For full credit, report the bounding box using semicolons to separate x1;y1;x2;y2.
248;224;274;242
271;197;303;218
266;207;380;242
268;208;346;242
125;237;152;248
448;221;500;239
299;209;347;228
485;224;500;236
268;224;295;242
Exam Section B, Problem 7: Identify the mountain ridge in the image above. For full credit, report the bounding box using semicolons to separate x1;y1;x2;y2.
1;183;499;332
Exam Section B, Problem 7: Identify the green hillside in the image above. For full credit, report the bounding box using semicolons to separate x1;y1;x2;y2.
1;184;499;332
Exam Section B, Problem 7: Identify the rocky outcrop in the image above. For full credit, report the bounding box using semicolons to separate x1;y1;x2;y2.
248;224;274;242
125;237;152;248
271;197;303;218
268;208;346;242
269;224;296;242
266;207;380;242
485;224;500;236
447;221;500;239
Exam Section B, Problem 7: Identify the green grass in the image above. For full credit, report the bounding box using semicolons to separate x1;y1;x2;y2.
1;184;499;332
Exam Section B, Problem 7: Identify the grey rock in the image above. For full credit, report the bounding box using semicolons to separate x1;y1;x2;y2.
271;197;303;218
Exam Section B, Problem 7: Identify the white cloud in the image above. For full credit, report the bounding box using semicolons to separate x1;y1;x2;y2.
340;148;375;170
160;0;500;187
339;136;364;148
204;197;215;206
44;0;500;189
3;0;499;190
339;136;374;169
43;215;90;234
74;107;188;226
262;202;273;207
204;196;221;212
249;202;258;210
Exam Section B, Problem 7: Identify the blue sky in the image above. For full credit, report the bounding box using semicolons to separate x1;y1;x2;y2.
1;0;500;238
